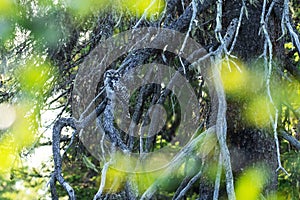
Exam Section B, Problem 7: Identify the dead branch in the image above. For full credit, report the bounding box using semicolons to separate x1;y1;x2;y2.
279;130;300;150
141;126;217;199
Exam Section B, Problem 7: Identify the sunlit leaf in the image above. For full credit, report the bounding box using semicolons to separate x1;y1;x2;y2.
284;42;294;50
294;52;299;62
121;0;165;18
236;167;269;200
0;144;18;173
83;155;99;173
11;105;36;149
0;104;37;174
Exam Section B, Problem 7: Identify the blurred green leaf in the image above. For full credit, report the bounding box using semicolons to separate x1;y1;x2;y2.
82;155;99;173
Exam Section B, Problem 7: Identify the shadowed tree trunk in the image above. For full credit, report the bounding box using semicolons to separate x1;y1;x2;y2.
224;0;279;194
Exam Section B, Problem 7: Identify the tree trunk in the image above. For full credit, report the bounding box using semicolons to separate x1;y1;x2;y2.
224;0;279;195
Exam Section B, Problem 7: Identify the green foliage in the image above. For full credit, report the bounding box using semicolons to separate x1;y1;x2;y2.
56;155;99;200
278;148;300;199
0;166;51;199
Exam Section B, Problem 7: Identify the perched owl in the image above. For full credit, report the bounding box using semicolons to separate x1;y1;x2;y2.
104;69;121;88
104;69;130;103
104;69;120;105
104;69;131;131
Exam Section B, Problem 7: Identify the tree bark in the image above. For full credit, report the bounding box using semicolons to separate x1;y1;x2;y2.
224;0;279;195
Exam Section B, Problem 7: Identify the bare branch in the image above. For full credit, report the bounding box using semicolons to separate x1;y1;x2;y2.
50;118;77;200
213;152;222;200
179;0;198;74
282;0;300;54
229;0;246;54
133;0;159;28
215;0;223;39
93;161;111;200
173;164;204;200
279;130;300;150
260;0;288;175
141;126;217;199
210;58;236;200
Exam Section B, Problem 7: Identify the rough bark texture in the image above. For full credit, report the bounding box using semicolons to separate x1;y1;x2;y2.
224;0;279;194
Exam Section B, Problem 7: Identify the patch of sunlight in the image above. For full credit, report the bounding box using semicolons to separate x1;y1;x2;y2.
100;166;163;194
221;59;250;97
244;96;274;127
121;0;165;18
0;103;16;130
0;144;18;174
0;105;36;174
67;0;165;19
2;181;41;200
284;42;299;62
11;105;36;149
236;167;268;200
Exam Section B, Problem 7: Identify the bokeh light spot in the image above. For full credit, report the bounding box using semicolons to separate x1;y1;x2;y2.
0;103;16;130
245;96;274;127
221;59;249;97
236;167;268;200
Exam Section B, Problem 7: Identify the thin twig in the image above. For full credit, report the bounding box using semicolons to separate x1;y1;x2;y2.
173;164;204;200
281;0;300;53
133;0;157;28
179;0;198;74
229;0;246;54
279;130;300;150
213;152;223;200
260;0;288;175
93;161;111;200
141;126;217;199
